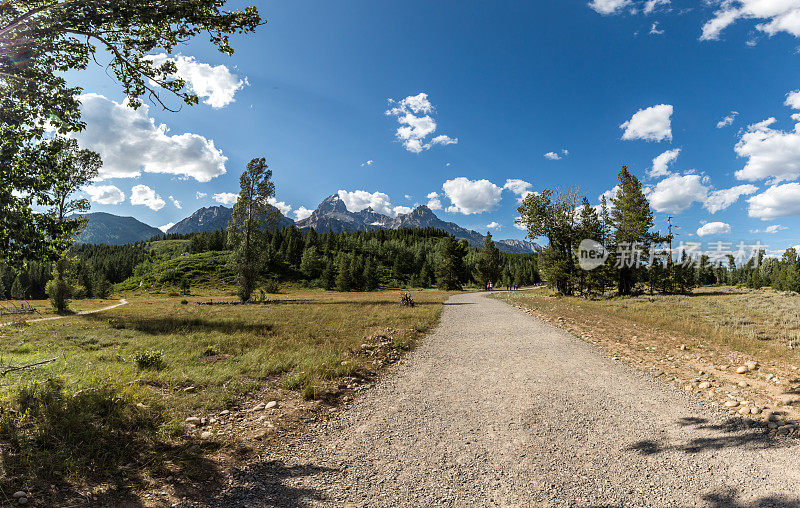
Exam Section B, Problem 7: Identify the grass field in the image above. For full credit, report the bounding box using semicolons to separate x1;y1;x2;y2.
495;287;800;365
0;288;452;496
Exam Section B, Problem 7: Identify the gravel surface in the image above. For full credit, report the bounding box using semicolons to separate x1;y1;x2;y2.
216;292;800;507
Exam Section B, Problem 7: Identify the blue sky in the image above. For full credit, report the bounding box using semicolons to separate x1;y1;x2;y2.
70;0;800;250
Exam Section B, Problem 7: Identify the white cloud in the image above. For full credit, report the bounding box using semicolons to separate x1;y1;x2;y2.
426;191;443;210
734;116;800;183
544;149;569;160
337;190;408;217
751;224;788;234
697;221;732;237
195;192;207;199
650;148;681;178
620;104;673;142
145;53;245;108
747;183;800;219
293;207;313;221
503;179;535;202
514;217;527;231
589;0;632;15
486;221;502;230
169;195;182;209
644;0;670;14
385;93;457;153
158;223;175;233
717;111;739;128
267;197;292;216
213;192;239;205
75;93;227;182
130;184;166;211
703;184;759;213
647;174;710;213
599;185;620;203
84;185;125;205
442;177;503;214
787;90;800;109
701;1;800;41
404;194;412;200
650;22;665;35
430;135;458;146
361;160;374;167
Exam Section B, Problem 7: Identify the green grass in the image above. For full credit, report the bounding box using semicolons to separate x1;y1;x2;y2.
0;289;451;414
0;288;452;495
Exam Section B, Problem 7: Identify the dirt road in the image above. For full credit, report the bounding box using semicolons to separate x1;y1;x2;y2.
219;292;800;507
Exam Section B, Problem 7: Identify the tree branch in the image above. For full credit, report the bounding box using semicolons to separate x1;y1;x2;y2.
0;356;58;376
0;0;81;38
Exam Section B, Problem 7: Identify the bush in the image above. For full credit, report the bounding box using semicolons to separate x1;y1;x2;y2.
263;279;280;294
180;299;188;305
0;378;164;481
134;349;165;370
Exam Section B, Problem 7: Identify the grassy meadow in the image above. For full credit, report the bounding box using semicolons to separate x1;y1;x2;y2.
495;287;800;366
0;288;452;494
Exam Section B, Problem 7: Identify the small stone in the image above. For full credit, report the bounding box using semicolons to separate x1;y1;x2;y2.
251;403;265;412
12;492;26;499
724;400;740;408
653;370;664;377
183;386;196;393
736;366;749;374
209;417;217;424
745;361;758;371
738;406;751;415
738;381;749;388
184;417;201;426
265;400;277;409
200;431;213;439
680;345;687;351
750;407;762;415
17;498;27;505
698;381;712;389
219;410;230;416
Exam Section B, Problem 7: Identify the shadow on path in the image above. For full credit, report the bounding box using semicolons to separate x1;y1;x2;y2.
212;459;336;507
626;417;793;456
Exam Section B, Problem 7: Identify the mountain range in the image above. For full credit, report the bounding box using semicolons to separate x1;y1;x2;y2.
76;194;541;253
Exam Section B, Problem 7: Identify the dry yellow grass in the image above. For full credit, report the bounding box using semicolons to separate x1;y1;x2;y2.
496;287;800;367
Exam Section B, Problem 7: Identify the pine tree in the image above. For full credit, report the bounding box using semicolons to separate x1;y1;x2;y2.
436;236;468;290
336;254;352;291
363;258;379;291
475;232;502;287
610;166;654;295
322;258;337;290
300;246;323;279
10;276;24;300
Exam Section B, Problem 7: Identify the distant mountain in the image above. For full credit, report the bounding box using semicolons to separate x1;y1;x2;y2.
75;212;162;245
495;239;542;254
296;194;540;253
166;205;293;235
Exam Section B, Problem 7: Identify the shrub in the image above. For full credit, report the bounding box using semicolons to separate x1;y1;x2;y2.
180;299;188;305
134;349;165;370
263;279;280;294
0;378;164;481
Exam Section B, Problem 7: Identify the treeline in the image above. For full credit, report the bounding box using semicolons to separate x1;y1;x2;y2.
183;226;539;291
0;244;152;300
519;166;800;296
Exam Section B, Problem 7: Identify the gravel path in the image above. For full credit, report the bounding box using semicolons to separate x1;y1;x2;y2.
220;292;800;507
0;298;128;328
